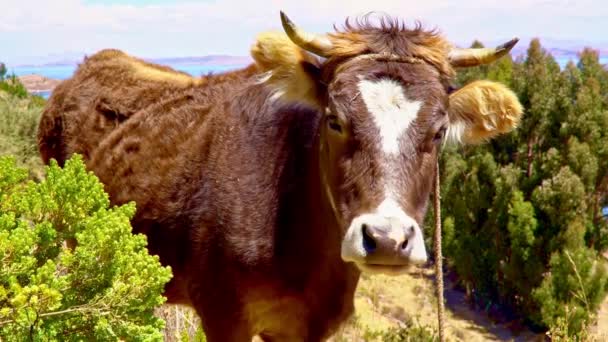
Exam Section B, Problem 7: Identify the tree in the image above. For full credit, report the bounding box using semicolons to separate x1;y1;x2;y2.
440;38;608;336
0;155;173;341
0;62;6;81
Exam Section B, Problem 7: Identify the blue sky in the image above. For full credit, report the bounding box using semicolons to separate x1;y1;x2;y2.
2;0;607;66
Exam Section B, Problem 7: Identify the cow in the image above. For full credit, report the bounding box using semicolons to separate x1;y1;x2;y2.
37;12;523;342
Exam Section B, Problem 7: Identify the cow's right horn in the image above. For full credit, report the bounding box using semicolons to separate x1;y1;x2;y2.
448;38;519;67
280;11;333;57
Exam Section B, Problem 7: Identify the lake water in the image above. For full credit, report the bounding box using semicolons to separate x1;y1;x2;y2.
9;56;608;99
10;63;246;99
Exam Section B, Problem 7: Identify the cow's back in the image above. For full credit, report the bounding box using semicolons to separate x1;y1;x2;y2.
37;49;203;165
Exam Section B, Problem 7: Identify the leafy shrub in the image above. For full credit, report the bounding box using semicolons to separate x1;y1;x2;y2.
0;74;28;99
0;63;6;81
532;249;607;336
0;155;172;341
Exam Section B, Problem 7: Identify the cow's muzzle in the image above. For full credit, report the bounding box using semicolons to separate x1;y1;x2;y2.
341;211;427;275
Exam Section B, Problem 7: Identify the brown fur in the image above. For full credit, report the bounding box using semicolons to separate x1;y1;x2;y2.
37;49;254;165
326;16;455;84
38;16;522;342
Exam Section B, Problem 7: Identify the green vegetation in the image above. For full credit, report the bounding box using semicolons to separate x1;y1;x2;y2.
0;90;45;175
0;66;46;177
363;317;438;342
0;72;29;99
0;155;172;340
0;62;7;81
0;75;28;99
437;39;608;338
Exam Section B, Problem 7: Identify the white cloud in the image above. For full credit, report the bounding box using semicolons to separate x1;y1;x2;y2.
1;0;606;66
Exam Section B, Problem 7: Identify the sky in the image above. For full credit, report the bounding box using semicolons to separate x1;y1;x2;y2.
1;0;607;66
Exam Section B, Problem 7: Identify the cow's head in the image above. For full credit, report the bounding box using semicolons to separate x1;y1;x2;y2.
251;12;523;275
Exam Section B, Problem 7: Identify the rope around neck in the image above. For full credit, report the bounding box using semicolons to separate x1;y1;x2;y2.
434;159;445;342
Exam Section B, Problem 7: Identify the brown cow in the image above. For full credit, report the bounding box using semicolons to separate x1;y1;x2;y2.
38;12;523;341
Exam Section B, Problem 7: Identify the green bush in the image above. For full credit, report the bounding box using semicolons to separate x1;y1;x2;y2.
0;155;172;341
438;39;608;336
0;63;6;81
0;75;29;99
532;248;607;336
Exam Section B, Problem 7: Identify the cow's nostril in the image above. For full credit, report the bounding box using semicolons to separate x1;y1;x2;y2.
402;225;414;250
361;224;376;253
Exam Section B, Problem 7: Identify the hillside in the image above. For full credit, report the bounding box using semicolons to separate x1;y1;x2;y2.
17;74;61;93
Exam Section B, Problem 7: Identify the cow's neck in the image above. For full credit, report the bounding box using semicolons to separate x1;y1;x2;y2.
308;128;362;328
274;125;345;270
306;130;344;264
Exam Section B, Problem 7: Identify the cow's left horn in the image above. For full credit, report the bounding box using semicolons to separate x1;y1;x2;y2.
448;38;519;67
280;11;333;57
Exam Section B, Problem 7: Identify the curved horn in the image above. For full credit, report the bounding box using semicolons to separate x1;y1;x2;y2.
280;11;333;57
449;38;519;67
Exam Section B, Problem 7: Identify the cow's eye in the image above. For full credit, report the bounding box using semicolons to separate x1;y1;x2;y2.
327;115;343;134
433;126;447;143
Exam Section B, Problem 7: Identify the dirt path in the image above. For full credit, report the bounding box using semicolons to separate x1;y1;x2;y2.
594;299;608;340
442;275;542;341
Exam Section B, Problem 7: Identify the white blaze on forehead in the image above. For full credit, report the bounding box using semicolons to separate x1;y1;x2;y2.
358;78;422;155
341;78;429;271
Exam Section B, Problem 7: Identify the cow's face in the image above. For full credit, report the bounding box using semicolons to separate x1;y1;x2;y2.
251;12;523;275
320;59;448;274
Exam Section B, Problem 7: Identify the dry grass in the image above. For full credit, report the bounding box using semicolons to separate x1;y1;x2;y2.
332;270;528;342
156;305;203;342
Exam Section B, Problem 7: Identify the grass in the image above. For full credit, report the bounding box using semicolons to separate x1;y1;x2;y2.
156;305;205;341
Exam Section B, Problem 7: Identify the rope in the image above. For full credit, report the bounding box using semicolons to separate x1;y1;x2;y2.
434;159;445;342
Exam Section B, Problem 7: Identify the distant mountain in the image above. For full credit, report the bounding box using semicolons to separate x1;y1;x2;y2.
150;55;252;66
475;37;608;58
14;54;252;68
11;51;91;68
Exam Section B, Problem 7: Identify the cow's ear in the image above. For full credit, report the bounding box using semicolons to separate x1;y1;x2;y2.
251;31;324;108
446;80;523;144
